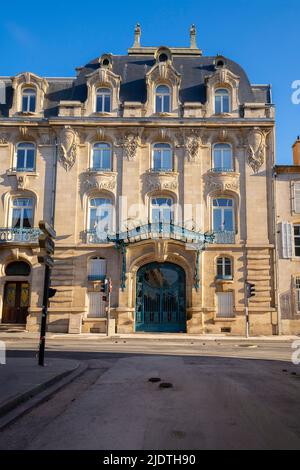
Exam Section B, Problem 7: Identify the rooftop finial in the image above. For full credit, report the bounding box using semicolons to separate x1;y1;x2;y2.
190;24;197;49
133;23;141;48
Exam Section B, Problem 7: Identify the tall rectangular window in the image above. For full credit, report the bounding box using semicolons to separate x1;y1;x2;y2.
295;277;300;313
216;292;234;318
11;198;34;229
16;143;36;171
294;225;300;257
22;88;36;113
213;199;234;232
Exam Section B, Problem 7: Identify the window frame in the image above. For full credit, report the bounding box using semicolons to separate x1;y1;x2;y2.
216;257;233;280
95;87;112;113
214;88;230;114
15;142;36;172
21;87;37;113
294;224;300;257
150;196;174;224
88;197;113;235
152;143;173;172
212;143;233;172
212;198;235;233
91;142;112;171
10;197;34;229
155;85;171;114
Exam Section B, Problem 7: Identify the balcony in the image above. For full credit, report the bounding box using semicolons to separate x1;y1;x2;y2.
213;231;235;244
0;228;40;244
210;168;235;173
85;230;111;244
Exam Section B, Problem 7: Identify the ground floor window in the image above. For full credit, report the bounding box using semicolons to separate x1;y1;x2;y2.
216;292;234;318
295;277;300;313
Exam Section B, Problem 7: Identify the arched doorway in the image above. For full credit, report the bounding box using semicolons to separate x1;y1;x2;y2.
2;261;31;324
136;262;186;333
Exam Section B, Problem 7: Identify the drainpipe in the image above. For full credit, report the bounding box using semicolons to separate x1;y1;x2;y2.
272;134;281;335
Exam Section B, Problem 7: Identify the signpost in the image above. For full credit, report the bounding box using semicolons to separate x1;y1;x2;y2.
38;221;57;367
245;282;256;338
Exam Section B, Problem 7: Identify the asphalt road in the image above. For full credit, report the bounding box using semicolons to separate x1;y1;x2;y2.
1;337;300;450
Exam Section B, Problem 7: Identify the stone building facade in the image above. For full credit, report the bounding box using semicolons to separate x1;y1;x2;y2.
0;26;277;335
275;138;300;335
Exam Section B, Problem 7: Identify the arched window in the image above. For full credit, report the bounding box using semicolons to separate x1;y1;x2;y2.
88;197;113;238
215;88;230;114
22;88;36;113
213;198;234;232
152;143;173;171
216;257;233;280
91;143;112;171
151;197;174;224
87;257;107;281
213;144;233;172
96;88;111;113
15;143;36;172
10;198;34;229
5;261;31;276
155;85;171;113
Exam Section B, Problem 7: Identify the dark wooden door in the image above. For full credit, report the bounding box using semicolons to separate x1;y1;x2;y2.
2;282;30;324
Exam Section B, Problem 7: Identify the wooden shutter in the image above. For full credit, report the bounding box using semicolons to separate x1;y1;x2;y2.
88;292;106;318
293;183;300;214
88;258;107;279
281;222;293;259
217;292;234;318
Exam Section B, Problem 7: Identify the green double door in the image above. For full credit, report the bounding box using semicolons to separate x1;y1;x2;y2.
136;262;186;333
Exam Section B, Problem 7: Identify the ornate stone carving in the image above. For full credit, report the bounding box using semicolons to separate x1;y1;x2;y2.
144;171;178;193
247;128;270;173
0;136;8;145
84;172;117;192
205;171;240;196
16;175;27;190
185;130;201;162
58;126;78;171
123;133;139;161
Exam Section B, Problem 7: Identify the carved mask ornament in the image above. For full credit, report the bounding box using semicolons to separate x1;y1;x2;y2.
59;126;78;171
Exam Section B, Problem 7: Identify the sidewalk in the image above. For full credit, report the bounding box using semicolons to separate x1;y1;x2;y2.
0;331;298;342
0;358;83;427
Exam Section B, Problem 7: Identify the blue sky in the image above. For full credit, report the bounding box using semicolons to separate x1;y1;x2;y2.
0;0;299;163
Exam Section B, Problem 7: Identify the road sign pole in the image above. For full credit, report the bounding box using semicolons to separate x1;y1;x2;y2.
106;279;111;337
38;263;51;366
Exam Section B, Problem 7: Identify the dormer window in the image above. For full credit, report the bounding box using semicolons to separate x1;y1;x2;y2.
22;88;36;113
155;85;171;113
215;88;230;114
96;88;111;113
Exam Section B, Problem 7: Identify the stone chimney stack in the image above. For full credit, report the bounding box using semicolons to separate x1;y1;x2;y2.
293;136;300;165
133;23;141;48
190;24;197;49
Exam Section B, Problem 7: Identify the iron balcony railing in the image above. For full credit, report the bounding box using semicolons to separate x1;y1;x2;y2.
0;228;40;243
213;231;235;244
87;167;112;173
8;167;35;173
210;168;235;173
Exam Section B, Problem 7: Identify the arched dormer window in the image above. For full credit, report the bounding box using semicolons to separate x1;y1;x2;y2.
215;88;230;114
155;85;171;113
152;143;173;172
96;88;111;113
22;87;36;113
91;143;112;171
15;143;36;172
216;257;233;280
150;196;174;224
212;144;233;172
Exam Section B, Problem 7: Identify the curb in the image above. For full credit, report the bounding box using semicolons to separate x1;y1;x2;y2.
0;361;88;431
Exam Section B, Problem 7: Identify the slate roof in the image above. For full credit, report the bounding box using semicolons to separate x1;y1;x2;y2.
0;54;272;118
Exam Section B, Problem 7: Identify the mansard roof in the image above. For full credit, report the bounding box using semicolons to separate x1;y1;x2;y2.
0;53;272;118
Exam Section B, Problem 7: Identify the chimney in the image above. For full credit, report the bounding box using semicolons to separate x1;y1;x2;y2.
293;136;300;165
133;23;141;48
190;24;197;49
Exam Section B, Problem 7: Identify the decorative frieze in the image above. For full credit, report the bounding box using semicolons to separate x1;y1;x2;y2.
205;171;240;196
84;171;117;192
143;171;178;193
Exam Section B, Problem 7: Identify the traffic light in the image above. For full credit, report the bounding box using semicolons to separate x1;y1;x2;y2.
246;282;256;298
48;288;57;299
100;280;106;294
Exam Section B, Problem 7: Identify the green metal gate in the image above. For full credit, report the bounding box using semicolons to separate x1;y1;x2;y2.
136;262;186;333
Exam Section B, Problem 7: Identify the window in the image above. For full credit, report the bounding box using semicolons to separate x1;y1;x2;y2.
213;198;234;232
217;257;233;280
91;143;112;171
5;261;31;276
216;292;234;318
151;197;174;224
96;88;111;113
15;143;36;172
215;88;230;114
10;198;34;229
295;277;300;313
155;85;171;113
213;144;233;172
88;257;107;281
152;143;172;171
293;183;300;213
294;225;300;257
22;88;36;113
89;197;113;237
